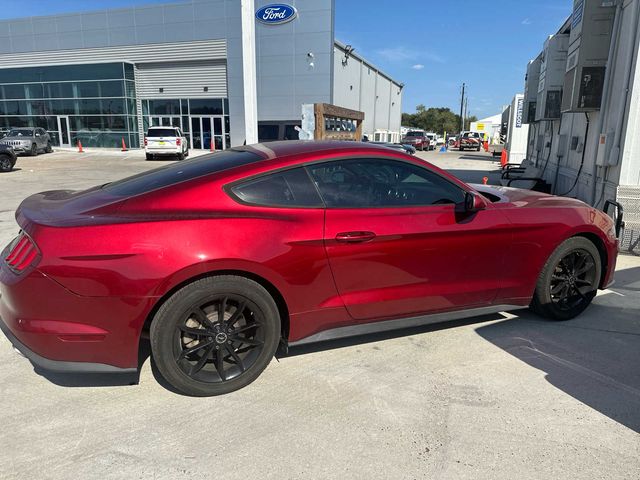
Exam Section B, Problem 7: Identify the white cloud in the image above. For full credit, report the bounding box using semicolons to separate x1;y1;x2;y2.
521;18;532;25
376;46;444;64
412;64;425;70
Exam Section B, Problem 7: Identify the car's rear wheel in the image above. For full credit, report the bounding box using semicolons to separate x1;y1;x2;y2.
29;143;38;156
145;153;153;160
150;275;281;396
530;237;601;320
177;151;185;161
0;154;13;172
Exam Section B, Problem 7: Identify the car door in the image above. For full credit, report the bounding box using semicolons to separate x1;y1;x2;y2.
307;157;511;321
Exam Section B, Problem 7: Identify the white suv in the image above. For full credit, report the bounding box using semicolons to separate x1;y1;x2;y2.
145;126;189;161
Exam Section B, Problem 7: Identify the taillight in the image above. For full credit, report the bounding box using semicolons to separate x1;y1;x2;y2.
144;137;148;146
4;232;39;274
176;138;181;146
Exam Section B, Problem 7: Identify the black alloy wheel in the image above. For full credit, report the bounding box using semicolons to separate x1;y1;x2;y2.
30;143;38;156
0;155;12;172
549;249;598;312
531;237;601;320
173;295;265;383
151;275;280;396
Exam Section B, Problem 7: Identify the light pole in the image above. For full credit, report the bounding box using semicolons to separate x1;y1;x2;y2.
241;0;258;145
459;83;465;132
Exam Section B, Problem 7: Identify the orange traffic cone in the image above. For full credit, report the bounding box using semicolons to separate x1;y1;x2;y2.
483;141;489;152
210;139;215;152
500;148;508;167
77;140;84;153
121;137;128;152
482;176;488;185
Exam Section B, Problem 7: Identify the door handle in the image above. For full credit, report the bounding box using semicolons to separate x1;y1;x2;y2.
335;231;376;243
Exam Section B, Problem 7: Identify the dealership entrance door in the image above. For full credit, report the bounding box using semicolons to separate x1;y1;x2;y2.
190;116;226;150
57;116;71;147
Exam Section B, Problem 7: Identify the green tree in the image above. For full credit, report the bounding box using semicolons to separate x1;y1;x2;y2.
402;106;463;135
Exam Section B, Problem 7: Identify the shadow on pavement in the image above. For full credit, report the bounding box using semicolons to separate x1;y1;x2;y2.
31;340;151;388
476;306;640;433
459;154;498;162
285;312;509;357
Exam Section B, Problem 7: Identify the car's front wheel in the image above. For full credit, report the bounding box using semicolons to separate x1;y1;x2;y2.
29;143;38;156
530;237;601;320
0;154;13;172
150;275;281;396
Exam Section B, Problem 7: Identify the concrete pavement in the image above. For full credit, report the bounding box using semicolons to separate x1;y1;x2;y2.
0;148;638;480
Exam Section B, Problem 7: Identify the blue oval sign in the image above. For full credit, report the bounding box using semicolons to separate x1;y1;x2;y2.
255;4;297;25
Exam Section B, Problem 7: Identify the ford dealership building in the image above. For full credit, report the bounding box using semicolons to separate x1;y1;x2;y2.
0;0;403;149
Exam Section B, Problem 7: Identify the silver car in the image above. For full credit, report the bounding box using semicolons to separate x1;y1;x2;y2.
0;128;52;156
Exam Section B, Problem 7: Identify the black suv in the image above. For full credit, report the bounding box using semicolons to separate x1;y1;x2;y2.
0;144;17;172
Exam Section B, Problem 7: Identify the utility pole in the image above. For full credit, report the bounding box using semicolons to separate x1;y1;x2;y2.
241;0;258;145
459;83;465;133
464;98;468;130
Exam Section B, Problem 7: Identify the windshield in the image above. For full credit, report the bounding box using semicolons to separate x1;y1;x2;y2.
405;131;424;137
7;129;33;137
147;128;178;137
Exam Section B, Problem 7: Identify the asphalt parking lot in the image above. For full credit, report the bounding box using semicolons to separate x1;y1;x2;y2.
0;148;639;479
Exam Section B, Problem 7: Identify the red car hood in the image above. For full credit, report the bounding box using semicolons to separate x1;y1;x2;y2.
471;184;588;209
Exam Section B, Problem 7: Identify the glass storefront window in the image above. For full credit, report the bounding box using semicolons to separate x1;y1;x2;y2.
189;99;223;115
148;99;180;115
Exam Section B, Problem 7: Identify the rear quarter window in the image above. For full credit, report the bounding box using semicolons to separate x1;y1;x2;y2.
229;167;322;208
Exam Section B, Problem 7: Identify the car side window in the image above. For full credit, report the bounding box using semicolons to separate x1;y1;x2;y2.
307;158;466;208
230;167;323;208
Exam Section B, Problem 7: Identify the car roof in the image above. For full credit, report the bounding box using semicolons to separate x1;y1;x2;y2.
235;140;407;161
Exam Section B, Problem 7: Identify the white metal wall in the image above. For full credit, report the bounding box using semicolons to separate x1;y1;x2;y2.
332;42;403;140
0;39;226;67
136;61;227;99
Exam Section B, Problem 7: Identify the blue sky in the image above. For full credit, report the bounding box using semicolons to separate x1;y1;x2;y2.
1;0;571;119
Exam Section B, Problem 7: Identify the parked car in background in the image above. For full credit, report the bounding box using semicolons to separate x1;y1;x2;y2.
0;128;52;156
144;126;189;161
425;133;438;151
401;130;429;151
0;144;17;172
0;141;621;396
458;131;482;151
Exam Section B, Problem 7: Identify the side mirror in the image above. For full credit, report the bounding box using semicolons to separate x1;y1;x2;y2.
463;192;488;212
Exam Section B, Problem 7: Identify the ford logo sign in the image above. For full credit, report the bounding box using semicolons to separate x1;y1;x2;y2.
255;4;297;25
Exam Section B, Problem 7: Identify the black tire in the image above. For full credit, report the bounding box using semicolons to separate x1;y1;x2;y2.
145;153;153;161
530;237;601;321
177;151;185;161
476;146;481;151
45;141;53;153
29;143;38;156
150;275;281;396
0;154;13;172
184;148;189;158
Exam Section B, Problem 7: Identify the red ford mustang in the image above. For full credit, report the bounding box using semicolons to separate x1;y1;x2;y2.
0;141;620;396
